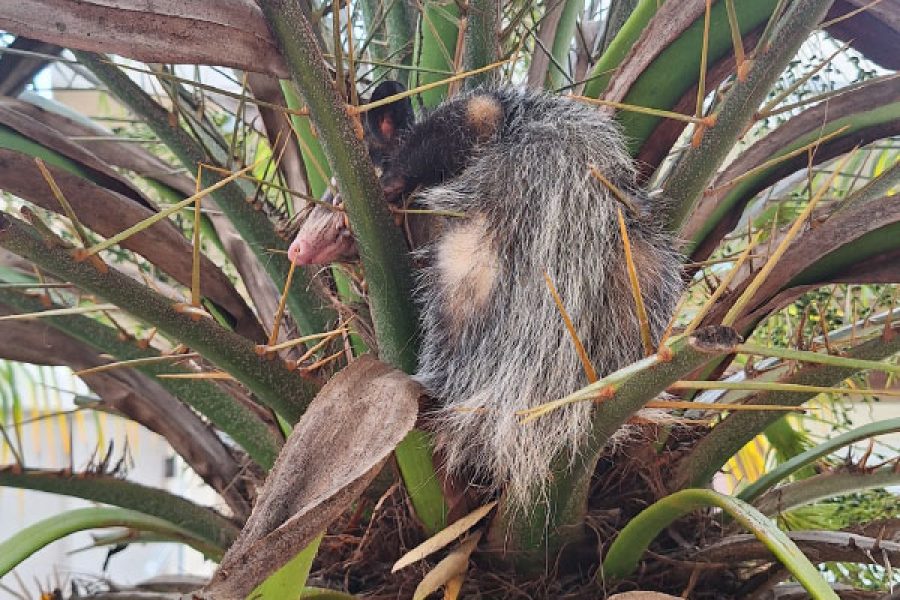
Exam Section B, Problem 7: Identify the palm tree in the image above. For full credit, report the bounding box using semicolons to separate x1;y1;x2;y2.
0;0;898;597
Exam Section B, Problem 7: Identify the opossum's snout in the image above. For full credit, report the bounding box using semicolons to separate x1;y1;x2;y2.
288;200;358;265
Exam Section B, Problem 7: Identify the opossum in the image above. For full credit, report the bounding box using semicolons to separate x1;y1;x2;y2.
289;86;682;508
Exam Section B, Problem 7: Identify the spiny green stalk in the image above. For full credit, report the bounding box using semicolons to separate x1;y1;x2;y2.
0;286;281;468
663;0;835;233
0;470;239;550
0;211;318;423
674;327;900;489
384;0;416;87
74;51;335;341
256;0;447;534
463;0;499;89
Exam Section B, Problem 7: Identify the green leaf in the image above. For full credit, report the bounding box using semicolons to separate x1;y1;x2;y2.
600;489;839;600
0;507;222;577
754;467;900;517
253;535;322;600
741;417;900;504
412;1;460;108
0;469;239;550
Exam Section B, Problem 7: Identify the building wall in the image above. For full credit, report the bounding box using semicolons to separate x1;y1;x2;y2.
0;365;215;599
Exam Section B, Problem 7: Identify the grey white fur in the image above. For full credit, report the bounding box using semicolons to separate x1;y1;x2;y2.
411;89;683;508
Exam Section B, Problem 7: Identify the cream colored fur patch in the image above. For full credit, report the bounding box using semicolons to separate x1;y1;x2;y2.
435;215;498;328
465;96;503;142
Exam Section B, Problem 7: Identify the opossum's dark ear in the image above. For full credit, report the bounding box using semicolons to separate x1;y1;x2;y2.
365;81;414;145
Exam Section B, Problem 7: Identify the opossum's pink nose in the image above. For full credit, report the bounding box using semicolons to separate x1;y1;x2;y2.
288;230;357;265
288;237;317;265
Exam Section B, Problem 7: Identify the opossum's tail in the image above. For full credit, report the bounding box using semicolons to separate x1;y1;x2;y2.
413;90;683;508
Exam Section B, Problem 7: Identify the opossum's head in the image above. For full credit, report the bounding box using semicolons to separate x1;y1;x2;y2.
288;187;357;265
288;81;414;266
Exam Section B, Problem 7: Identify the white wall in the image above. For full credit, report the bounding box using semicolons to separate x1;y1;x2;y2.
0;364;215;600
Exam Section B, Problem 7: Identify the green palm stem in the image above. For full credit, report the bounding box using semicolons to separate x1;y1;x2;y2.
0;286;281;468
0;470;238;550
463;0;499;89
257;0;447;534
673;328;900;490
0;211;319;424
546;0;585;91
663;0;835;234
74;51;335;342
